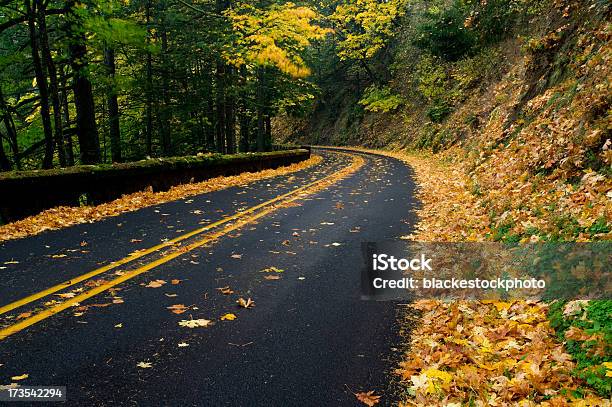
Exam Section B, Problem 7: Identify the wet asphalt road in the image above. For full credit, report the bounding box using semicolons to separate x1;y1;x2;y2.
0;149;417;406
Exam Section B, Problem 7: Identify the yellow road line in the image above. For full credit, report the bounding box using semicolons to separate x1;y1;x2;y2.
0;158;346;317
0;153;365;340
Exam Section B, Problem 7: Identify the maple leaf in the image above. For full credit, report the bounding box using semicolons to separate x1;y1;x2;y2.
11;374;28;381
237;297;255;308
136;362;152;368
355;391;380;406
178;318;212;328
145;280;167;288
221;313;237;321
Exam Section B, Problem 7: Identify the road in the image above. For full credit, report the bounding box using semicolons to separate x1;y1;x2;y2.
0;148;418;406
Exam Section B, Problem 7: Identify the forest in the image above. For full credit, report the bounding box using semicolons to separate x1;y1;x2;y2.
0;0;334;170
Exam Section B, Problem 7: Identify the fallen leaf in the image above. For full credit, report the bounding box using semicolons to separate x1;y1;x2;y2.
167;304;189;314
136;362;152;368
56;292;76;299
178;318;212;328
261;266;284;273
264;275;281;280
221;313;237;321
145;279;167;288
50;254;67;258
16;312;32;320
217;286;234;295
231;254;242;259
178;342;189;347
165;293;178;298
114;323;123;328
237;297;255;309
11;374;28;381
355;391;380;406
171;279;182;285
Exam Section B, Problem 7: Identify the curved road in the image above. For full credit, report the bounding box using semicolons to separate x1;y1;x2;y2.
0;148;418;406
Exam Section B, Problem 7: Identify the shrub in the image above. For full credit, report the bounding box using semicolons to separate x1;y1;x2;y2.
358;85;404;113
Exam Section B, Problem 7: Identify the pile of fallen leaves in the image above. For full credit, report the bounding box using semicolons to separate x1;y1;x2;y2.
0;155;322;242
395;300;609;406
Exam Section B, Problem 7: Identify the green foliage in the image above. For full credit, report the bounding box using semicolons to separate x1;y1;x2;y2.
427;102;453;123
358;85;403;113
548;300;612;398
414;2;476;61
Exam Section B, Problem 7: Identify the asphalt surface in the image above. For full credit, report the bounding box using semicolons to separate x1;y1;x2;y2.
0;148;418;406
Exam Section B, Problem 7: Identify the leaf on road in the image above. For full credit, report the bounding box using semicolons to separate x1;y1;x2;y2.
264;275;281;280
145;279;167;288
136;362;152;369
221;313;237;321
178;342;189;347
217;286;234;295
85;279;109;288
167;304;189;314
114;323;123;328
231;254;242;259
16;312;32;320
355;391;380;406
50;254;67;258
165;293;178;297
178;318;212;328
261;266;284;273
55;292;76;298
237;298;255;309
171;279;182;285
11;374;28;381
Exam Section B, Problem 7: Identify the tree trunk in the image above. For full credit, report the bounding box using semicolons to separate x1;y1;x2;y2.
238;66;249;152
160;21;172;156
104;48;121;162
145;0;153;156
225;67;236;154
256;66;265;152
215;60;226;154
60;70;74;166
0;133;10;171
37;0;66;167
27;0;54;169
66;0;100;164
0;86;20;169
265;114;272;151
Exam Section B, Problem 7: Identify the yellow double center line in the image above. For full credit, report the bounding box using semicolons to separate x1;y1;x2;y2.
0;153;365;340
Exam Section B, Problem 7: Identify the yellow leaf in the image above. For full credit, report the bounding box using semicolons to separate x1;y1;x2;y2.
221;313;237;321
11;374;28;381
